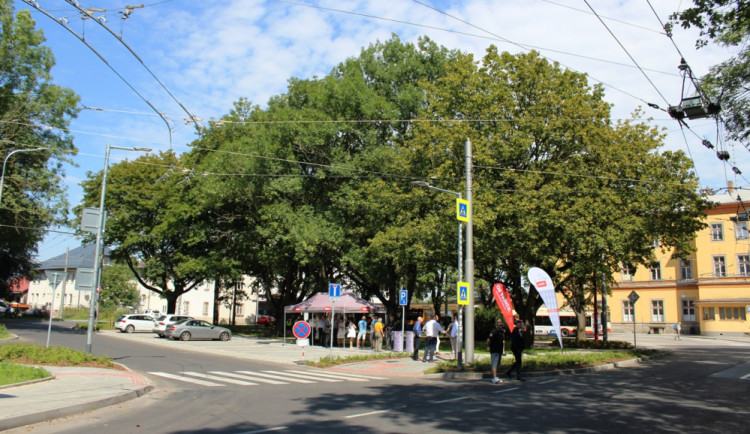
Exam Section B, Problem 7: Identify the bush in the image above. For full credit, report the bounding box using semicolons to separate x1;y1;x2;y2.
0;323;9;339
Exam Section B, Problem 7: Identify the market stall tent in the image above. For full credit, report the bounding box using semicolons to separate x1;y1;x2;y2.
282;291;385;343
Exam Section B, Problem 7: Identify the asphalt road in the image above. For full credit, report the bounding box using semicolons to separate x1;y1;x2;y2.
5;320;750;433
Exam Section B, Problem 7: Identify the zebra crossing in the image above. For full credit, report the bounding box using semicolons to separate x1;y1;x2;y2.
147;369;385;388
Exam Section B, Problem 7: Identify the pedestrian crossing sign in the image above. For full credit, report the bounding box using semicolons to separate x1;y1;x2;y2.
456;199;469;222
457;281;470;305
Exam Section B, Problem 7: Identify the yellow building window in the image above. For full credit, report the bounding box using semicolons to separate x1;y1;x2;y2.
710;223;724;241
703;307;715;320
713;256;727;277
735;221;748;240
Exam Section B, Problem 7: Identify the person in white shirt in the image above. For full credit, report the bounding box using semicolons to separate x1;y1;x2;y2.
423;315;446;362
446;315;459;358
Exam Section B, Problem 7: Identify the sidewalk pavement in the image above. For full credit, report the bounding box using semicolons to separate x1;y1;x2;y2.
2;330;749;430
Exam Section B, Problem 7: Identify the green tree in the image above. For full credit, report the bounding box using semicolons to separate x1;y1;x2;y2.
671;1;750;141
184;36;458;323
100;262;139;309
0;0;79;297
78;151;210;314
409;48;708;344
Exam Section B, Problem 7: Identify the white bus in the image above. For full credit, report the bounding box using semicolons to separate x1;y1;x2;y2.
534;308;609;338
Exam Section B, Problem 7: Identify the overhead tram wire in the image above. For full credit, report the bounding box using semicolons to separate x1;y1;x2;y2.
644;0;743;178
62;0;202;137
582;0;670;106
407;0;664;111
22;1;173;149
276;0;677;98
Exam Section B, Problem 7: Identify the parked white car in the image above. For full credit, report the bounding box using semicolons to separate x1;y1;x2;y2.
142;309;161;319
0;300;14;316
153;314;193;338
115;314;157;333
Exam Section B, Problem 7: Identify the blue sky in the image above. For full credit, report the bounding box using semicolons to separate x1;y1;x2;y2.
18;0;742;261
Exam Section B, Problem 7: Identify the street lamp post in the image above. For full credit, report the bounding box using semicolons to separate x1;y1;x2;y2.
412;180;464;368
86;144;151;354
0;148;46;207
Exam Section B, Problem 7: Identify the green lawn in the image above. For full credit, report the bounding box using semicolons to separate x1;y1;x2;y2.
0;343;116;386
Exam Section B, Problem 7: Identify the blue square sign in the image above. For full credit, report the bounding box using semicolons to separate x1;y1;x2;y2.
329;283;341;298
399;289;408;306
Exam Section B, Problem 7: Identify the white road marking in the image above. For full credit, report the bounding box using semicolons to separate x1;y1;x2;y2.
264;370;341;382
344;409;391;419
539;379;557;384
432;396;470;403
238;427;289;433
210;371;289;385
148;371;224;387
182;371;258;386
286;369;369;382
239;371;316;384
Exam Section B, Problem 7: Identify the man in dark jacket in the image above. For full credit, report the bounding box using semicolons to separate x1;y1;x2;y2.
506;319;525;381
487;319;505;383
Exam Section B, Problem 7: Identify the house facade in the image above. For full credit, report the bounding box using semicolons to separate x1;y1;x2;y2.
609;184;750;336
24;244;265;325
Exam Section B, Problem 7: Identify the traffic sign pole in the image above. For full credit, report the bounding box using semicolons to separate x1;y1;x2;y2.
628;291;640;349
399;289;408;352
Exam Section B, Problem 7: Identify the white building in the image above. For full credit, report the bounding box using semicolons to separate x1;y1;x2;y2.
28;244;265;324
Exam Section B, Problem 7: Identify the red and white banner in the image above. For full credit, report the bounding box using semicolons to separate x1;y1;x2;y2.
492;283;516;333
528;267;563;349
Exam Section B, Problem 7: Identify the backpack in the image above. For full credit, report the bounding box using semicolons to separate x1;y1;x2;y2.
673;323;678;331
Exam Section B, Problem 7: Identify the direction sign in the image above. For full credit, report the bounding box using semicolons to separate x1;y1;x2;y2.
456;199;469;222
457;281;470;305
628;290;640;304
292;320;311;339
399;289;408;306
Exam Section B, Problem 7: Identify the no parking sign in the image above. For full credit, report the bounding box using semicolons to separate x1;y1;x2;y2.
293;320;311;346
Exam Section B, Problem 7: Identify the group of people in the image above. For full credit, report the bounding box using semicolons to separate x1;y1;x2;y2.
487;316;526;383
411;314;460;362
307;313;402;351
307;312;527;382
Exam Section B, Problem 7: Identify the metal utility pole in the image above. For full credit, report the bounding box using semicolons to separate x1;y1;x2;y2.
464;138;475;363
86;145;151;353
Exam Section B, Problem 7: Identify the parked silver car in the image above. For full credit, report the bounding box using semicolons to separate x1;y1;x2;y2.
164;319;232;341
153;315;193;338
115;314;157;333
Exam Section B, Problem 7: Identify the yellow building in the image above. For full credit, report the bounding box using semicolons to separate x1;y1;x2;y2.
609;184;750;337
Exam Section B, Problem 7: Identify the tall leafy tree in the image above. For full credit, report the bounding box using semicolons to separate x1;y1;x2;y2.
100;262;139;309
0;0;78;297
408;48;708;343
78;151;210;314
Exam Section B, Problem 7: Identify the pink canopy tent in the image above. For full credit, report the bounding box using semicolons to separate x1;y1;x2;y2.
284;291;385;314
282;291;385;342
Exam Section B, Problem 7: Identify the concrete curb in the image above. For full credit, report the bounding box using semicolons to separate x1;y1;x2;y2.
0;384;153;432
426;352;665;380
0;372;54;391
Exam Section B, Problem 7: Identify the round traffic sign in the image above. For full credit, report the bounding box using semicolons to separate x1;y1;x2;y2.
292;320;311;339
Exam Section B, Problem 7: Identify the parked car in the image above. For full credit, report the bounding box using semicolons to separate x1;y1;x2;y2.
0;300;14;316
164;319;232;341
153;315;193;338
142;309;161;319
115;314;157;333
22;307;48;318
256;314;276;326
